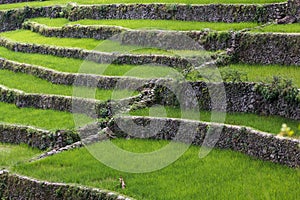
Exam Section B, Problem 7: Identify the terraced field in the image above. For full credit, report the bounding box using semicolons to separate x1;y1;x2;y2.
0;0;299;199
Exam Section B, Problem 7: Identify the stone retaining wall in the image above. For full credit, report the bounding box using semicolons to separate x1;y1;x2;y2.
21;21;300;65
0;171;132;200
288;0;300;21
0;85;140;118
67;3;288;23
0;0;41;4
118;31;300;66
0;38;193;68
23;21;127;40
0;2;290;33
108;116;300;168
234;32;300;65
151;80;300;120
0;123;79;150
0;58;153;90
0;60;298;119
0;6;63;32
22;21;231;51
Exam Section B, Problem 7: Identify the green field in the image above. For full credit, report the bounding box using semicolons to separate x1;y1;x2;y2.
12;139;300;200
0;143;42;169
0;1;299;199
1;46;300;86
0;30;102;50
0;46;178;78
0;69;137;101
0;30;204;55
220;64;300;87
0;0;286;10
0;102;85;130
252;23;300;33
29;18;260;31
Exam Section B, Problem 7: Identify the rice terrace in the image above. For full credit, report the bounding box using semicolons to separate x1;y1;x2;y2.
0;0;299;199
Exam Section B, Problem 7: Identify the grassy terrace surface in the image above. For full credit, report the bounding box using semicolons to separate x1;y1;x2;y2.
0;102;82;130
1;43;300;86
0;143;41;169
0;30;209;56
0;46;178;78
0;30;102;50
220;64;300;87
129;106;300;136
252;23;300;33
0;69;137;101
0;0;286;10
29;18;260;31
13;139;300;200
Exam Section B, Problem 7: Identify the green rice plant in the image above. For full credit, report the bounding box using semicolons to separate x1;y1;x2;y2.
13;139;300;200
0;69;137;101
220;64;300;87
0;30;203;55
0;30;102;50
0;102;82;130
0;46;177;78
0;143;42;169
252;23;300;33
30;18;260;31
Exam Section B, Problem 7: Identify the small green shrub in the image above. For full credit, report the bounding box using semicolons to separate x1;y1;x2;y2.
220;68;248;83
255;76;300;103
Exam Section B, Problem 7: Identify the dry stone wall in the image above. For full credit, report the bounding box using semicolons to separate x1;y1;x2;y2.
0;38;192;68
151;80;300;120
0;84;140;118
0;171;132;200
0;60;299;120
67;3;288;23
288;0;300;21
108;116;300;168
22;21;232;51
0;123;79;150
0;0;41;4
0;58;153;90
234;32;300;65
0;2;291;33
21;20;300;65
0;6;63;32
23;21;127;40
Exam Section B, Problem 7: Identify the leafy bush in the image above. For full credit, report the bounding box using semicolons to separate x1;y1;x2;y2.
220;68;248;83
255;76;300;103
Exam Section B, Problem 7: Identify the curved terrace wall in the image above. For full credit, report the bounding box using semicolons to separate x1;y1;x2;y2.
0;60;299;120
0;2;291;33
21;21;300;65
22;21;232;51
0;171;132;200
0;38;193;67
0;6;63;32
0;0;40;4
108;116;300;168
0;123;79;150
0;58;153;90
152;80;300;120
0;85;140;118
67;3;288;23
